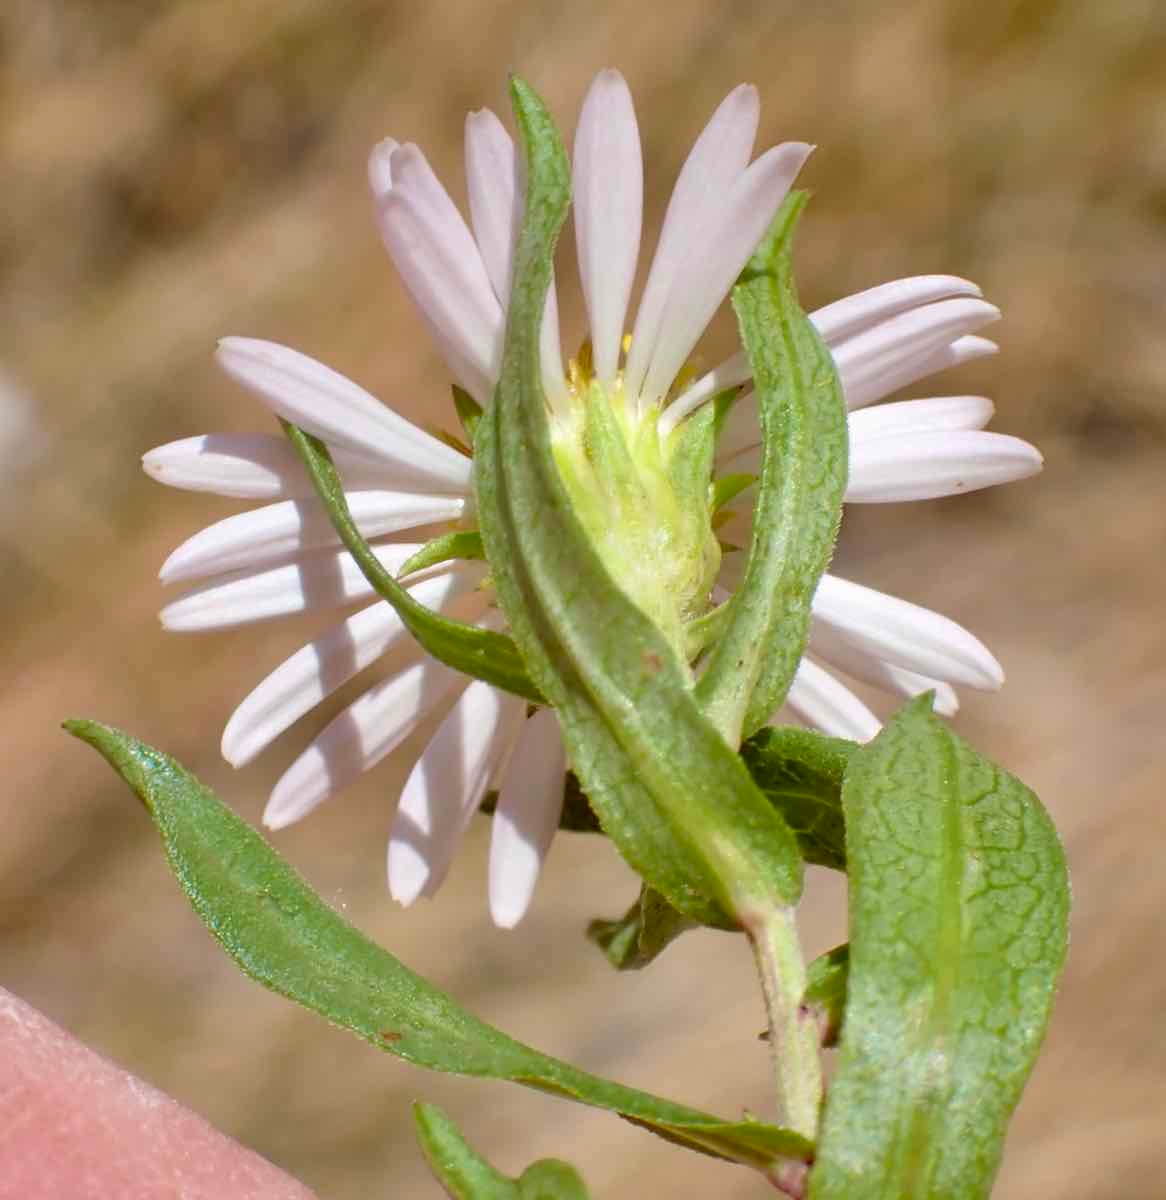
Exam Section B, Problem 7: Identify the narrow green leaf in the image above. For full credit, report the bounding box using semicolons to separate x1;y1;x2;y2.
399;530;486;578
517;1161;591;1200
414;1103;589;1200
810;697;1069;1199
696;193;849;743
414;1103;519;1199
473;77;804;926
283;422;541;704
802;944;848;1049
67;720;812;1175
739;727;858;870
587;885;695;971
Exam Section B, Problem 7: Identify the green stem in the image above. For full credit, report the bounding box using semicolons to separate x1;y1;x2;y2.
746;905;823;1141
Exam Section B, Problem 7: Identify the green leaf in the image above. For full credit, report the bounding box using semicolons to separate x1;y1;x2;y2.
587;885;696;971
739;727;858;870
399;530;486;578
696;193;849;744
67;719;812;1175
473;77;804;927
414;1103;589;1199
283;422;541;704
810;697;1070;1200
802;944;848;1049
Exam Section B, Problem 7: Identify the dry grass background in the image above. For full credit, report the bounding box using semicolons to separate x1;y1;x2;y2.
1;1;1164;1196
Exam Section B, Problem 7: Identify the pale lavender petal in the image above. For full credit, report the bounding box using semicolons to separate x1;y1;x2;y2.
388;678;527;907
659;351;750;436
847;396;995;444
846;431;1043;502
783;657;881;742
808;623;959;716
639;142;813;408
831;298;1000;414
143;434;311;500
463;110;568;408
369;140;503;402
843;335;999;411
573;70;643;384
263;657;465;830
215;338;472;492
222;572;485;767
811;275;983;346
160;491;465;583
143;433;391;501
160;543;464;631
625;84;760;401
488;708;567;928
465;108;521;304
812;574;1004;690
660;279;988;433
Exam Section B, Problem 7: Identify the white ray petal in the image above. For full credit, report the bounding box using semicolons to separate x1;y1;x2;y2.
847;396;994;444
215;338;472;492
463;109;568;408
573;70;643;385
160;542;455;631
846;430;1043;502
222;574;485;767
812;574;1003;690
716;394;997;479
663;283;991;437
388;678;527;907
624;84;760;401
844;331;998;415
160;491;465;583
783;657;881;743
808;623;959;716
143;433;390;501
811;275;983;346
465;108;521;304
263;658;466;831
640;142;813;408
144;434;307;500
659;351;751;436
831;299;1000;413
369;140;503;402
488;708;567;929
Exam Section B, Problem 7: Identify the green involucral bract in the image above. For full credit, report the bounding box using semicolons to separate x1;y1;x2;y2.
810;696;1070;1200
696;193;849;746
472;77;806;928
65;720;812;1176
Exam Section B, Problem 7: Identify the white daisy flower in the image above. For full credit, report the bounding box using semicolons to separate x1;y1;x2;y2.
143;69;1041;928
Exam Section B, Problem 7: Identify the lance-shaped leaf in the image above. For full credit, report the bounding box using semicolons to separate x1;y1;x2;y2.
696;195;849;744
810;697;1069;1199
739;727;857;871
414;1103;589;1199
284;423;541;704
802;945;849;1049
67;720;811;1175
473;78;804;926
587;885;696;971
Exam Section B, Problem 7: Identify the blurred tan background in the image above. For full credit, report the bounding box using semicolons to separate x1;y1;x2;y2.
1;1;1164;1196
